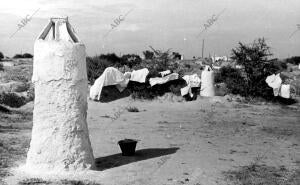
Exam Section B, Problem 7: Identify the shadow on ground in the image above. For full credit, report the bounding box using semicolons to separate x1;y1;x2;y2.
95;147;179;171
98;86;131;103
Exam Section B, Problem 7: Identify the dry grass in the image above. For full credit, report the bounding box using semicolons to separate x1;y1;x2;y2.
224;156;300;185
126;106;139;112
18;178;101;185
0;134;30;183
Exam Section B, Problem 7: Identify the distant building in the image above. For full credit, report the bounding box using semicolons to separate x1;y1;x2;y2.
211;56;228;63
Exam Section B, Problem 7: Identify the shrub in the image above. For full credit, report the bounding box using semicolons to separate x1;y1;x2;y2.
27;83;35;101
143;50;154;59
99;53;121;66
230;38;281;99
0;52;3;61
121;54;142;68
0;92;27;108
126;106;139;112
215;66;247;95
0;63;3;71
22;53;33;58
86;56;113;84
13;54;24;59
285;56;300;65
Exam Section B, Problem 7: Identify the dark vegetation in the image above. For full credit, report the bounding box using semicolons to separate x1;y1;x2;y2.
86;39;298;101
224;162;299;185
13;53;33;59
215;38;292;100
0;52;4;61
0;62;3;71
0;93;27;108
18;178;101;185
126;106;139;112
86;47;193;100
285;56;300;65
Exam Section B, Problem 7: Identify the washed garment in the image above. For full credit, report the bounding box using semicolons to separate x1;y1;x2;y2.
149;73;179;86
273;87;280;96
265;74;282;89
265;74;282;96
280;84;290;99
124;72;132;79
89;67;129;100
159;70;171;77
183;74;201;87
181;74;201;97
181;84;193;97
130;68;149;83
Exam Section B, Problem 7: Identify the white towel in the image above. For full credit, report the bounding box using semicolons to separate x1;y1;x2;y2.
280;84;290;99
183;74;201;87
265;74;282;96
180;85;193;97
149;73;179;86
266;74;282;89
130;68;149;83
159;70;171;77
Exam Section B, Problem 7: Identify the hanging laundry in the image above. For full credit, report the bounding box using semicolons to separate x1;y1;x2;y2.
280;84;290;99
265;73;282;96
149;73;179;86
130;68;149;83
159;70;171;77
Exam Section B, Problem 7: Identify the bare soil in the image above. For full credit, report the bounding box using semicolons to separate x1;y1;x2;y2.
1;96;299;185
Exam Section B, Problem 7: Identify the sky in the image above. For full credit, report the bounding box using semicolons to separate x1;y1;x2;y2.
0;0;299;59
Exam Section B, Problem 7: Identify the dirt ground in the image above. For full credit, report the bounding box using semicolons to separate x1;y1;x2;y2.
1;96;299;185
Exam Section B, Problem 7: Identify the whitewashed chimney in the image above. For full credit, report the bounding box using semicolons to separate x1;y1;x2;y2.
26;17;95;173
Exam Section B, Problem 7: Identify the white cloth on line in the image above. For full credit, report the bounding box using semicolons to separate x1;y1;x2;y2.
149;73;179;86
265;73;282;96
181;84;193;97
182;74;201;88
280;84;290;99
130;68;149;83
181;74;201;97
265;74;282;89
89;67;129;100
159;70;171;77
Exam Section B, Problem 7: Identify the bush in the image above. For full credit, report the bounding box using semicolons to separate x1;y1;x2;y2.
126;106;139;112
285;56;300;65
121;54;141;68
143;50;154;59
0;92;27;108
99;53;121;66
22;53;33;58
86;56;113;84
13;54;24;59
0;63;3;71
230;38;281;99
0;52;3;61
215;66;247;95
12;53;33;59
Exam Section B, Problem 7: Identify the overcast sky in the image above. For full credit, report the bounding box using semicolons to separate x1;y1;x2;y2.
0;0;299;59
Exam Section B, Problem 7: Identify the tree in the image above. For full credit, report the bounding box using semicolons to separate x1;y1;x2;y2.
142;50;154;60
0;52;4;61
230;38;281;99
